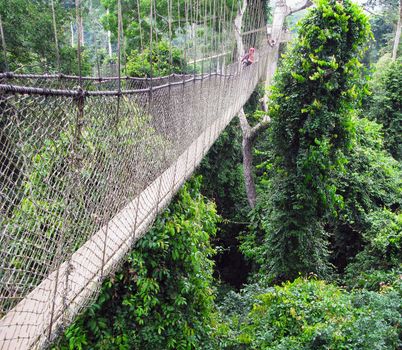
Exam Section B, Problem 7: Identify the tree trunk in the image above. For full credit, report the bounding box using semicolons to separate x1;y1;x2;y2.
81;16;85;46
234;0;247;64
0;14;8;71
392;0;402;60
70;22;74;47
51;0;60;70
261;0;288;110
239;110;257;207
107;9;112;58
261;0;311;110
234;0;312;207
242;134;257;207
233;0;259;208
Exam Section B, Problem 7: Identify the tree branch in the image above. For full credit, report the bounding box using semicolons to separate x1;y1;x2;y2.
288;0;313;15
250;115;271;140
238;107;251;136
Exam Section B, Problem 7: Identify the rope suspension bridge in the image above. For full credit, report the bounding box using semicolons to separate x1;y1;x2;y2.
0;0;273;348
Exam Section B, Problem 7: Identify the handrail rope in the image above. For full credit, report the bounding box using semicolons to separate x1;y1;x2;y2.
0;44;270;96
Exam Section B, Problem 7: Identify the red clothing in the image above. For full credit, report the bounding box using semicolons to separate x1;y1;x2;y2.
241;48;255;66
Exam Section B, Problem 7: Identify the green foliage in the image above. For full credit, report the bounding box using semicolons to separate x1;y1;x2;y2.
328;115;402;273
216;282;274;349
363;15;397;64
59;46;92;76
247;0;372;281
0;0;93;74
126;41;187;77
223;278;402;349
197;86;267;287
344;209;402;290
198;118;251;287
367;55;402;160
0;0;56;71
101;0;238;56
57;177;220;350
199;118;247;220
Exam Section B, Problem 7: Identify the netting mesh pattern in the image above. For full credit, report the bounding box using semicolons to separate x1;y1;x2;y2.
0;46;268;349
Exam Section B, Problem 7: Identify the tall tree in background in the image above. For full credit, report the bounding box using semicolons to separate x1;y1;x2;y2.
252;0;371;281
363;0;399;63
392;0;402;59
235;0;312;208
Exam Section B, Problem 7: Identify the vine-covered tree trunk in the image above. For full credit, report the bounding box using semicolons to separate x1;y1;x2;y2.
392;0;402;60
259;0;372;280
236;0;312;207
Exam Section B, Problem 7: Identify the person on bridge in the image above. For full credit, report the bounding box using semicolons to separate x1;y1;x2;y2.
241;47;255;67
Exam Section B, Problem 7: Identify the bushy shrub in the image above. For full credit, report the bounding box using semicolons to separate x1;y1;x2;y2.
329;116;402;274
227;278;402;350
344;209;402;290
126;41;187;77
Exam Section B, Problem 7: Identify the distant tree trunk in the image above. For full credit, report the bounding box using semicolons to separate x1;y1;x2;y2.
70;22;74;47
235;0;312;207
108;30;112;58
261;0;288;111
261;0;312;111
51;0;60;70
239;109;270;207
107;9;112;58
0;14;8;71
234;1;270;208
81;16;85;46
392;0;402;60
234;0;247;64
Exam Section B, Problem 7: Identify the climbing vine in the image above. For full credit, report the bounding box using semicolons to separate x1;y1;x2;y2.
246;0;372;281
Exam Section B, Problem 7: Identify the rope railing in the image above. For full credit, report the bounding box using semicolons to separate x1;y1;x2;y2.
0;45;269;349
0;0;269;348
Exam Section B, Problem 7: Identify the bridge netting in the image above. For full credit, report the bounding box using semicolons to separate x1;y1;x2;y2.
0;0;268;348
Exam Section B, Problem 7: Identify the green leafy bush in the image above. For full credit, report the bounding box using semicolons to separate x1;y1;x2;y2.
126;41;187;77
329;115;401;275
231;278;401;350
345;209;402;290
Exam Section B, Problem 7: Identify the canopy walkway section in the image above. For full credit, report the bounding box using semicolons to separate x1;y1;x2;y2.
0;0;268;348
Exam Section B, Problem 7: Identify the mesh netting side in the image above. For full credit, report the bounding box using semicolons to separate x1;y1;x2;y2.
0;43;269;349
